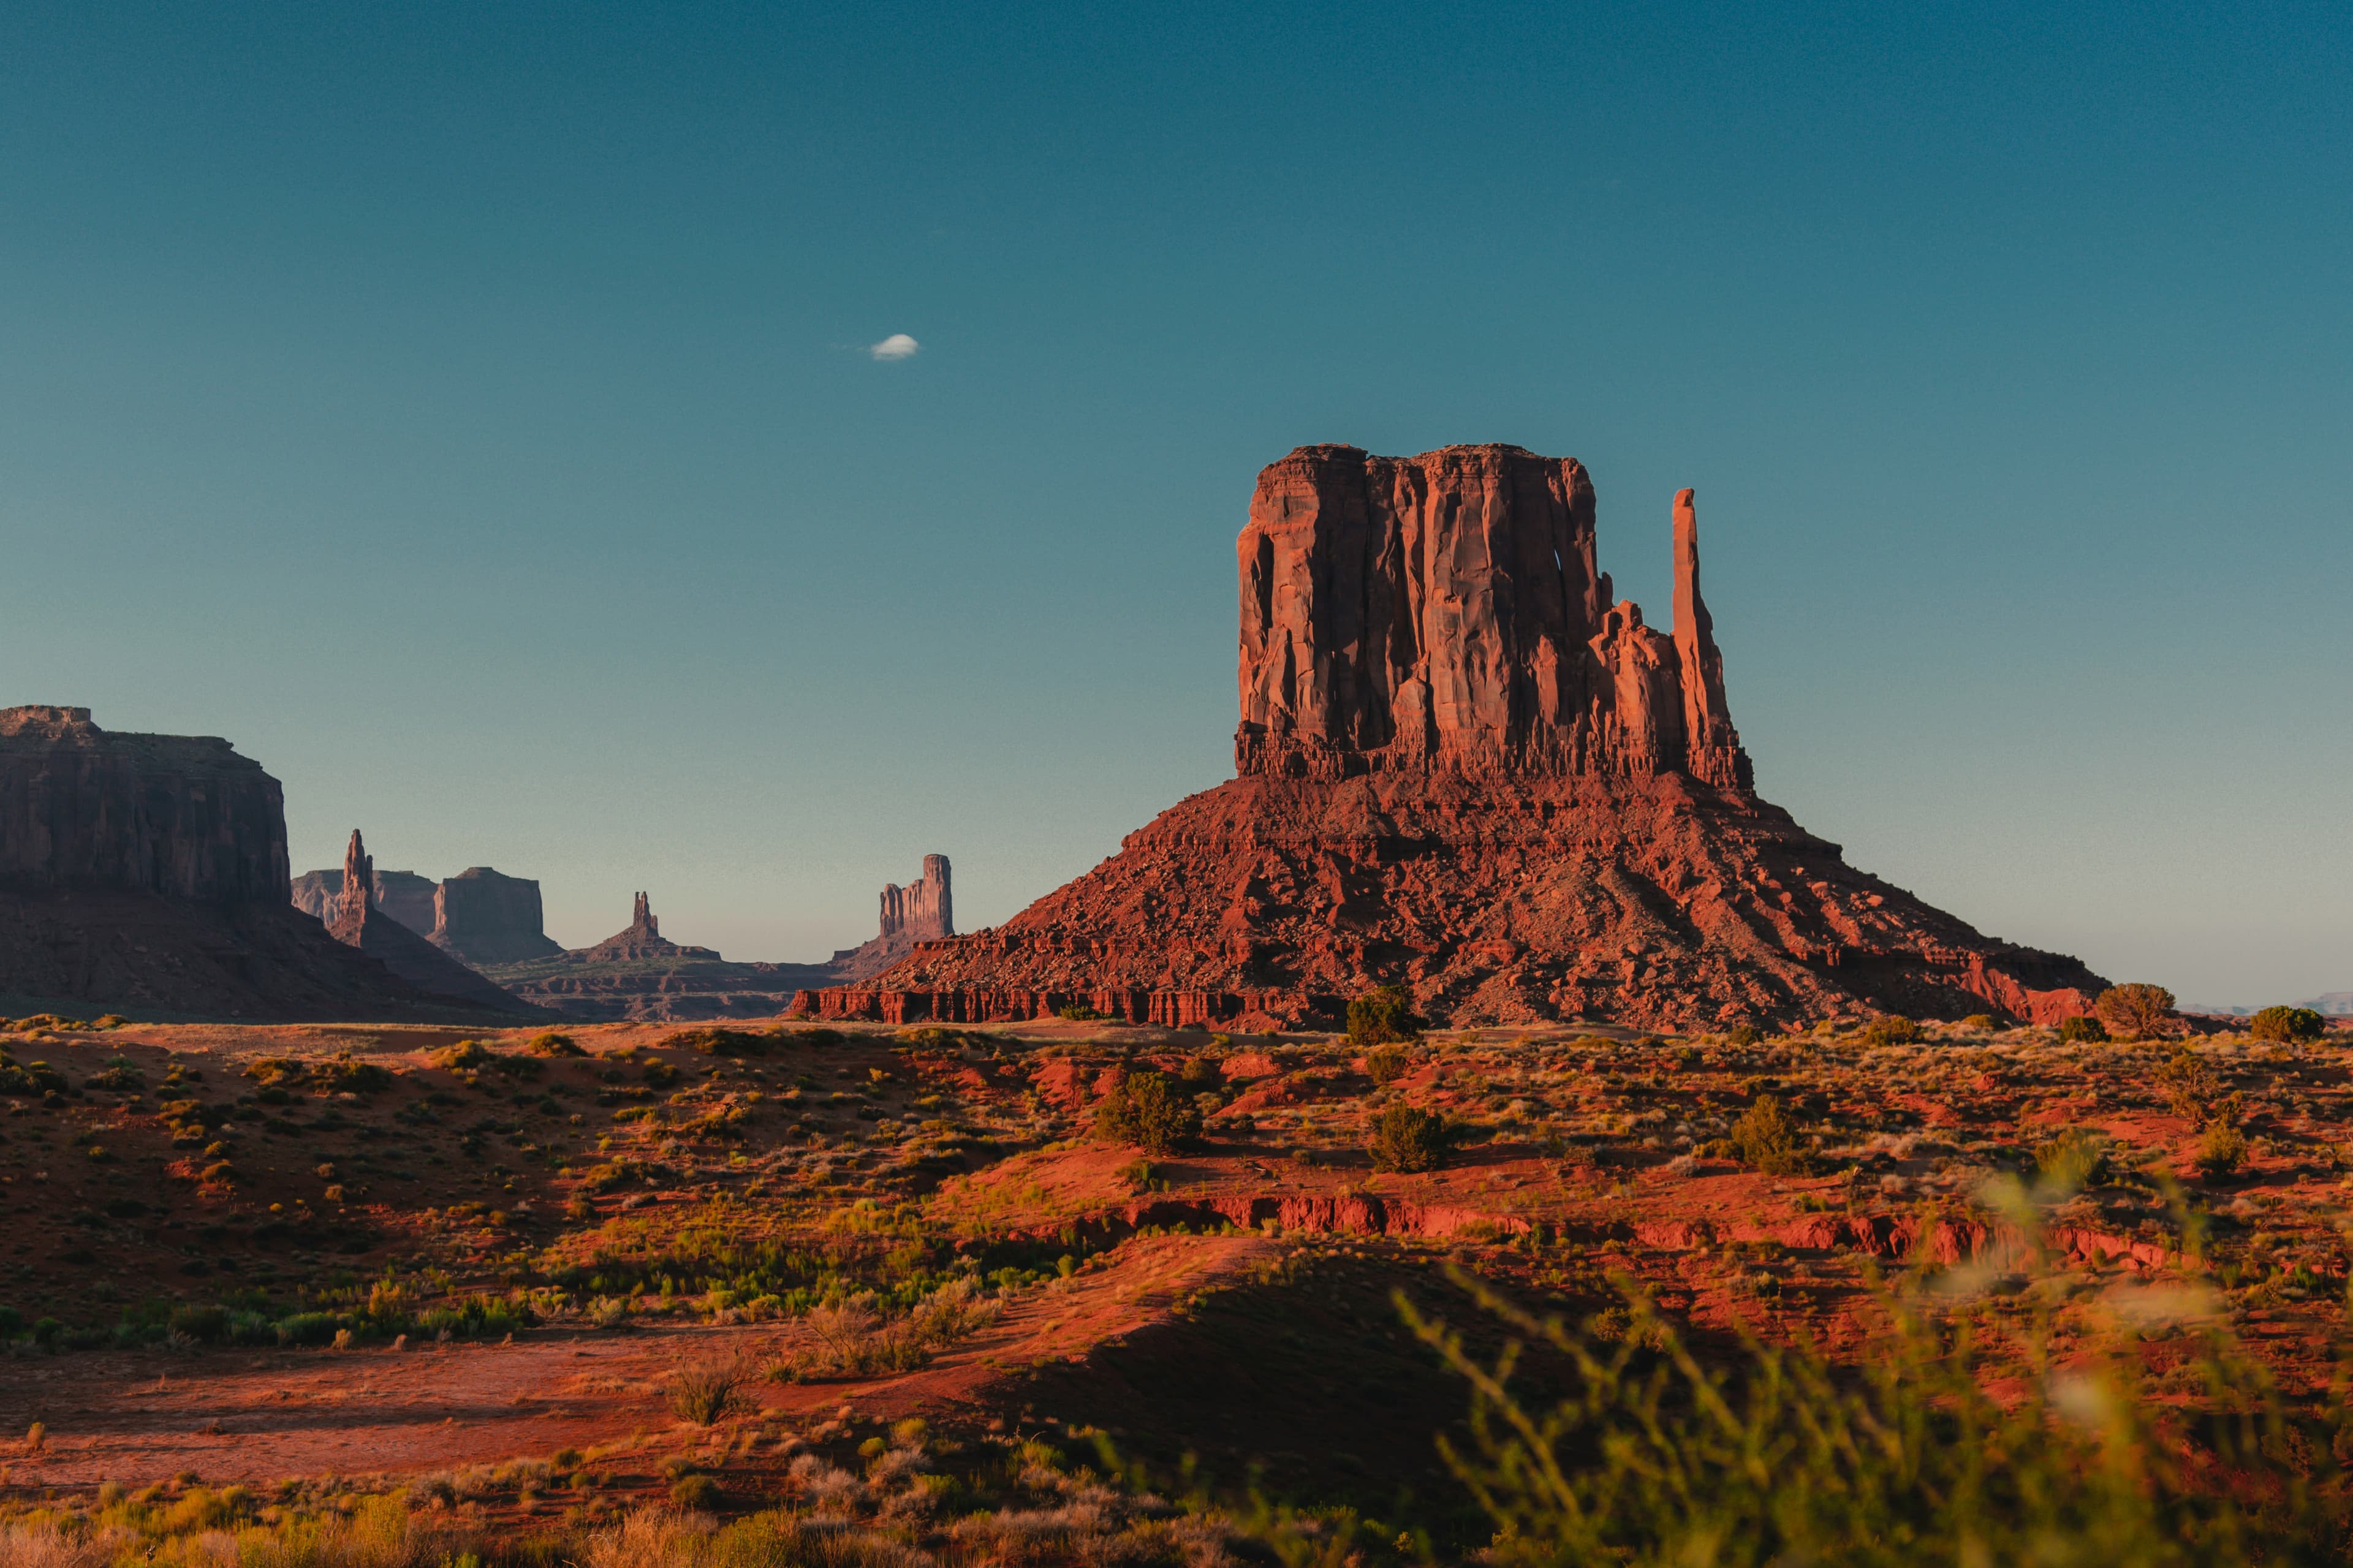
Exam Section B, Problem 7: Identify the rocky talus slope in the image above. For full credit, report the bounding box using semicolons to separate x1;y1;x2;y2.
801;444;2104;1030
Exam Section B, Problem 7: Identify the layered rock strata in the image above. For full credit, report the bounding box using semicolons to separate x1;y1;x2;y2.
324;831;533;1013
796;444;2104;1030
0;706;515;1020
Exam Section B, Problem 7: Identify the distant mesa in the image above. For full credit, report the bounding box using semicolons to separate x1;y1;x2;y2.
292;860;560;966
797;443;2107;1031
580;891;719;962
434;866;566;964
481;859;957;1023
320;831;535;1015
0;705;518;1020
294;865;435;932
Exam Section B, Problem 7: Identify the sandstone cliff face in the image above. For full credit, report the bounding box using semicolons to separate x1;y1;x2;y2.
428;866;561;965
0;706;289;901
1235;447;1750;789
819;444;2102;1030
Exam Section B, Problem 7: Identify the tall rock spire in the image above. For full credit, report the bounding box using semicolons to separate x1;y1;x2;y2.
335;830;373;928
1670;489;1751;789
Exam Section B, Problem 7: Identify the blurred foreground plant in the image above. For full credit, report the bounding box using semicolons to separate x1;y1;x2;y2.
1398;1239;2351;1566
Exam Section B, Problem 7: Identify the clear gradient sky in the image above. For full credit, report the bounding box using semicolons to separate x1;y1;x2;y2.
2;2;2347;1004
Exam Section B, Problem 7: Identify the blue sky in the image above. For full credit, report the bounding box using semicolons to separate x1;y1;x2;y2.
2;1;2346;1002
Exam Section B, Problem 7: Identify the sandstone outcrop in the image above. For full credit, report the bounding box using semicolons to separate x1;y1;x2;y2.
0;707;517;1020
292;862;558;967
828;856;957;981
324;831;534;1013
797;445;2104;1030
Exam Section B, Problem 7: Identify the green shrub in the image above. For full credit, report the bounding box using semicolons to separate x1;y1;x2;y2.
169;1303;228;1342
526;1031;587;1057
1860;1015;1922;1047
1367;1105;1453;1173
1055;1004;1112;1021
2154;1048;2222;1119
669;1472;722;1509
2033;1127;2110;1191
1961;1013;2000;1031
275;1311;340;1347
429;1040;493;1072
1093;1072;1202;1154
1365;1045;1414;1085
662;1028;773;1057
1345;985;1422;1048
2057;1015;2109;1043
2096;982;2177;1040
1722;1025;1762;1047
1730;1095;1809;1175
2250;1005;2325;1043
1398;1259;2351;1568
2197;1121;2249;1179
669;1359;746;1425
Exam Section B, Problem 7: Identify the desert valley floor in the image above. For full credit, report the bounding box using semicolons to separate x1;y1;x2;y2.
0;1009;2342;1551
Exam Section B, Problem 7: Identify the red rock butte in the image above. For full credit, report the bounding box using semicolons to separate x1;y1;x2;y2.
797;444;2105;1030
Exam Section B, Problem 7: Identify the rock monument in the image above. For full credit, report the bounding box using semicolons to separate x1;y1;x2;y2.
0;706;517;1019
290;866;437;932
428;866;563;965
322;831;533;1012
292;860;559;967
827;856;956;981
796;444;2105;1030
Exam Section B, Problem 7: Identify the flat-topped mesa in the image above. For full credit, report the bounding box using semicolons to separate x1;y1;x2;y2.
0;704;290;901
1234;445;1751;788
428;866;561;965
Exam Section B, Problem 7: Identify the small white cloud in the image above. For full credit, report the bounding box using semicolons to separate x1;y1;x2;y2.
868;333;919;362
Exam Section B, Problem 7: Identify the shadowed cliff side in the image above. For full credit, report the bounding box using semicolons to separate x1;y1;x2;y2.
0;706;522;1021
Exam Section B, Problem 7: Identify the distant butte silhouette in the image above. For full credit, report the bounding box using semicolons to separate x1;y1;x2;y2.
798;443;2105;1032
